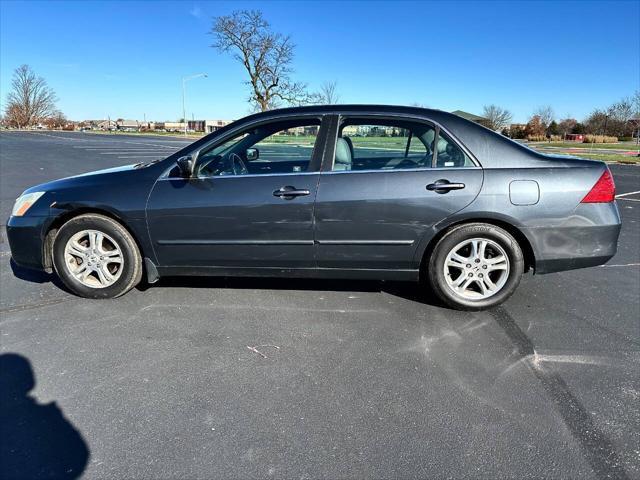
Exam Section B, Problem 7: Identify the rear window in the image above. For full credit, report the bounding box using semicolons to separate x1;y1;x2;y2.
435;131;475;168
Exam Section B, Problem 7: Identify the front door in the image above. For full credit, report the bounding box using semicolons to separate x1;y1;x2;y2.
146;117;327;269
314;116;484;271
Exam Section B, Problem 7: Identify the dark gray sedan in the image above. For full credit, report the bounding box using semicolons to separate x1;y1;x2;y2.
6;105;621;310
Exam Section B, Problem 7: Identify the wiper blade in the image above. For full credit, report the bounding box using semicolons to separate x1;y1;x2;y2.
134;158;163;168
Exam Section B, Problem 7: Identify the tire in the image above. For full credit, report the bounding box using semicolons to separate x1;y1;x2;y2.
427;223;524;311
52;214;142;299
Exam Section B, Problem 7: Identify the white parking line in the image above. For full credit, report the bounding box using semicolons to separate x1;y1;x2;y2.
20;132;188;149
76;147;168;150
75;144;178;148
616;190;640;198
98;151;171;155
599;263;640;268
24;132;93;142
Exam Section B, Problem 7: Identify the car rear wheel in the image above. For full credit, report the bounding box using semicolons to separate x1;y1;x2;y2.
427;223;524;310
52;214;142;298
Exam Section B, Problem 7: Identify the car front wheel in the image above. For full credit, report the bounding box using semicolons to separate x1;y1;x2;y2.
427;223;524;310
52;214;142;299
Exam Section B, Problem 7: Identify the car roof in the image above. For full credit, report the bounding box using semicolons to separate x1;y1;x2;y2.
236;105;557;168
196;105;587;169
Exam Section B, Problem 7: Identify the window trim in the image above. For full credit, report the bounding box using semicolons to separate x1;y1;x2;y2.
323;113;481;174
161;114;329;180
434;127;475;169
403;130;413;158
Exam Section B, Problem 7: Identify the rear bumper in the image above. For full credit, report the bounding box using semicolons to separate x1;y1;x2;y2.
6;215;50;271
523;203;622;274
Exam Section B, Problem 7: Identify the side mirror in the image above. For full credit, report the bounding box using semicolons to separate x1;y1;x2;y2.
176;155;195;178
246;148;259;161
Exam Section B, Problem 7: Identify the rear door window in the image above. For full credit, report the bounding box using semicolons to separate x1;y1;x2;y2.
333;120;435;171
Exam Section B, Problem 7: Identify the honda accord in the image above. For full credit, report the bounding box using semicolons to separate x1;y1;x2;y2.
6;106;621;310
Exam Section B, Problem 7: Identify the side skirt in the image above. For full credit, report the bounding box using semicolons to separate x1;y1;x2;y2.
155;265;419;282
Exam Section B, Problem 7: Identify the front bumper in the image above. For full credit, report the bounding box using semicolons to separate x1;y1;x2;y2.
6;215;51;271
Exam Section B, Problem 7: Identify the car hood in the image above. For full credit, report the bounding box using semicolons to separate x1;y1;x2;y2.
68;164;140;178
22;162;159;195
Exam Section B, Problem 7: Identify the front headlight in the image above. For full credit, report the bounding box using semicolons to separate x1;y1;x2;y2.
12;191;46;217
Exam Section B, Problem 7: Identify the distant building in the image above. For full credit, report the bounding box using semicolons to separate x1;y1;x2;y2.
341;124;400;136
187;120;206;132
205;119;232;133
116;119;140;131
565;134;585;142
80;120;104;130
173;120;231;133
164;122;186;132
96;120;117;130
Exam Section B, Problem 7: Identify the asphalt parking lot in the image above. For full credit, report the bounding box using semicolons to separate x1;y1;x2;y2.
1;131;639;479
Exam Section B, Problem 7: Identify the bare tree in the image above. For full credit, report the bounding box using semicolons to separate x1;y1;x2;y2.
315;81;340;105
211;10;311;111
632;91;640;145
4;65;58;127
43;110;67;129
482;105;513;131
558;117;578;137
611;97;633;120
585;108;609;134
532;106;555;128
609;97;636;137
525;115;546;137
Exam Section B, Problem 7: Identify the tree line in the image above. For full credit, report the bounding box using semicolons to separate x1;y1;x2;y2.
483;96;640;141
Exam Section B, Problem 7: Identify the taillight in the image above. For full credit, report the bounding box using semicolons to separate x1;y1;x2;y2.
581;169;616;203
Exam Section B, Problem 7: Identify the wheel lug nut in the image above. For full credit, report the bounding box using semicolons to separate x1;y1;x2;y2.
478;273;484;278
482;265;487;269
466;264;471;268
468;273;473;277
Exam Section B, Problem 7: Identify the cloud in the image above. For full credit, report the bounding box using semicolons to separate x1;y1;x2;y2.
189;4;203;19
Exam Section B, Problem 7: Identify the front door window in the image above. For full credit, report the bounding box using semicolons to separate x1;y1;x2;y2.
197;120;321;177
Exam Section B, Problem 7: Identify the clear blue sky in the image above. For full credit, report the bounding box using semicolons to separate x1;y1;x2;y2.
1;0;638;123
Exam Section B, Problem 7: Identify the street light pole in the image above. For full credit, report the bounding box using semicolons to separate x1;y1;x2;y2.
181;73;207;136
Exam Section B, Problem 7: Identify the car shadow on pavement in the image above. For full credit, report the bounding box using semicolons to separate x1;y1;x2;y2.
9;259;69;291
8;256;448;308
0;353;89;480
142;276;448;308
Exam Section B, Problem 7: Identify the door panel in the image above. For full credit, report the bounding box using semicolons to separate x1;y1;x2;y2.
314;169;483;269
146;174;319;267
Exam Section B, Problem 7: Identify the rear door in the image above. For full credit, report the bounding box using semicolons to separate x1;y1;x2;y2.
314;115;483;271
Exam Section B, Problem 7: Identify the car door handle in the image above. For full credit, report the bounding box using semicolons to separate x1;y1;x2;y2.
426;180;466;193
273;186;311;198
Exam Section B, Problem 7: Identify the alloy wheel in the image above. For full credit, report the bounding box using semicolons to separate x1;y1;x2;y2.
63;229;124;288
443;237;510;300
